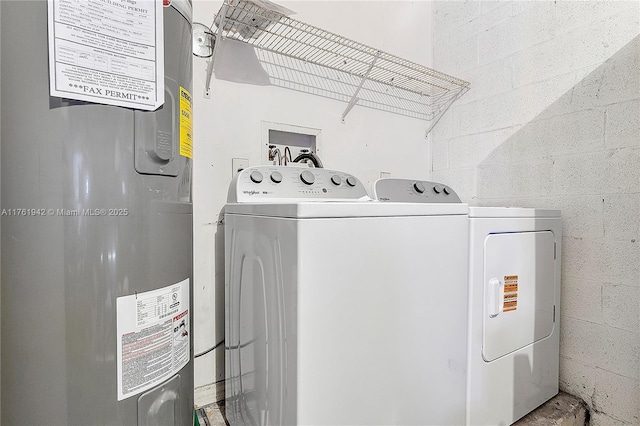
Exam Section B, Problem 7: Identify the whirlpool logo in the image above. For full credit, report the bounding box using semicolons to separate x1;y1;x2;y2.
243;190;260;196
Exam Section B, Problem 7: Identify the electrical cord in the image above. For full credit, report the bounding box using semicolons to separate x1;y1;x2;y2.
195;339;225;358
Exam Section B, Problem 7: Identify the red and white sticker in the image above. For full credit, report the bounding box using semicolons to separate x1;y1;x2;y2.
503;275;518;312
116;278;190;401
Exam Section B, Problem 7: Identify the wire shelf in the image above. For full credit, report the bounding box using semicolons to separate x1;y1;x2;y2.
206;0;470;131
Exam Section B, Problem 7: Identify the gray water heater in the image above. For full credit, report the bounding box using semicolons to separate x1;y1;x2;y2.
1;1;194;424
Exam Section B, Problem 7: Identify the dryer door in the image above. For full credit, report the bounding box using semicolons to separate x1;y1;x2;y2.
482;231;556;362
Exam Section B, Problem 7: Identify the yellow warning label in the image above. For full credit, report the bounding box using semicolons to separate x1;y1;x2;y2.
179;87;193;159
503;275;518;312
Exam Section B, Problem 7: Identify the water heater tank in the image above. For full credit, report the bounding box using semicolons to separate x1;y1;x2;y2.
1;1;194;424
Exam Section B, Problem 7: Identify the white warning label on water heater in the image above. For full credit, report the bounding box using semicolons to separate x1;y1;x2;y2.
116;279;190;401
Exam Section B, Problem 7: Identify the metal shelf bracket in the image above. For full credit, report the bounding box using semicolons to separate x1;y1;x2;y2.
341;51;380;123
423;85;469;138
204;3;229;99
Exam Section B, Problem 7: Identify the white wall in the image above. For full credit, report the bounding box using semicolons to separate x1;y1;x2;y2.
191;0;435;397
432;1;639;424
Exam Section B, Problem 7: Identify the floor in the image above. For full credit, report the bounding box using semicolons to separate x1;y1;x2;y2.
196;400;228;426
514;392;587;426
197;392;587;426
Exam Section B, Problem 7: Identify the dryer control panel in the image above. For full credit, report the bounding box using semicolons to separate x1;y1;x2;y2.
228;166;371;203
373;178;461;203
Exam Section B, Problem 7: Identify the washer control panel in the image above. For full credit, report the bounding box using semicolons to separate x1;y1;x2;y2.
228;166;371;202
373;178;461;203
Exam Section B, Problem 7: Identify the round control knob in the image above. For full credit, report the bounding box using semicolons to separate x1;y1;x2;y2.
345;176;357;187
331;175;342;186
443;186;451;195
433;185;443;194
270;171;283;184
300;170;315;185
250;170;263;184
413;181;426;194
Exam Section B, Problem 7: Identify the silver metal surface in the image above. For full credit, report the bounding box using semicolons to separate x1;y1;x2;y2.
1;1;193;424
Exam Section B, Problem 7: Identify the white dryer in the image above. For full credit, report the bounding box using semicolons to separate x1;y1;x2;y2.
466;206;561;426
373;178;562;426
225;166;469;426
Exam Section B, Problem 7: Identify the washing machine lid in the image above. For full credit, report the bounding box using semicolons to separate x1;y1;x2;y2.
225;201;468;218
469;207;560;218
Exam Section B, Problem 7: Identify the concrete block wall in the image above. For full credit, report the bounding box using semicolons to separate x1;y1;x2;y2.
432;1;639;424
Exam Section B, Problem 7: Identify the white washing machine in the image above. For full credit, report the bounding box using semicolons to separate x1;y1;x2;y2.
225;166;469;426
373;179;562;426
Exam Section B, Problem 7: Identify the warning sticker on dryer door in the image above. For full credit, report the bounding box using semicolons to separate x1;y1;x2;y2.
503;275;518;312
116;278;190;401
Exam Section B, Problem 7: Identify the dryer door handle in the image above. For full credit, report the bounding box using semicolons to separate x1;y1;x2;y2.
488;278;503;318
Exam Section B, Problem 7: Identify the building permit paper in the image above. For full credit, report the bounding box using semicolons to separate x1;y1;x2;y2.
116;279;190;401
47;0;164;110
